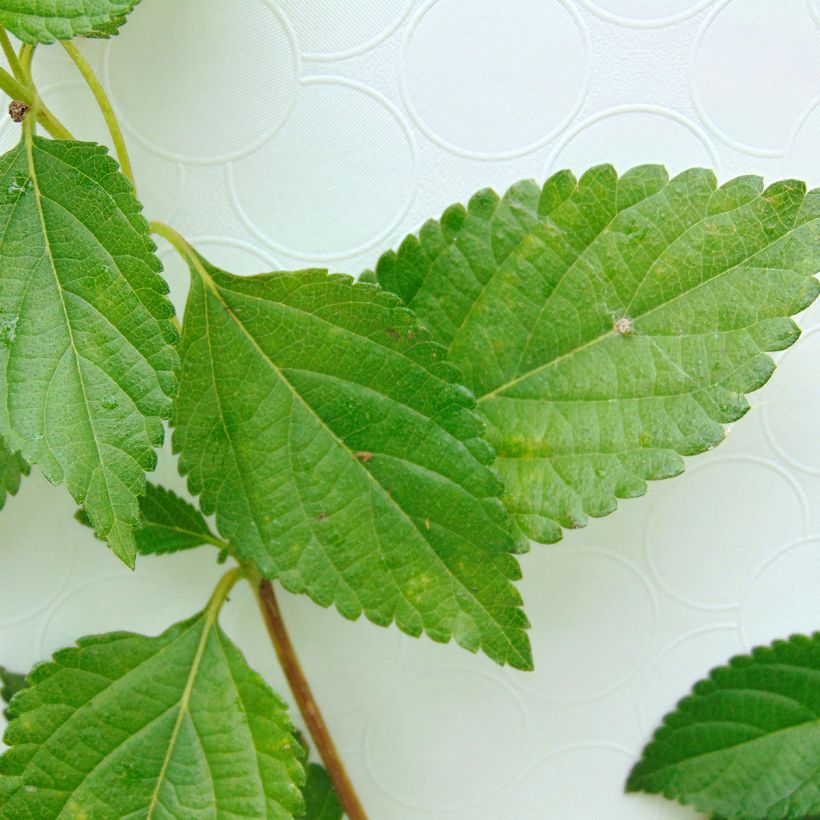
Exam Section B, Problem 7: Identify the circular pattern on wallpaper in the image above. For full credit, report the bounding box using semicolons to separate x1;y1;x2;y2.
276;0;414;60
761;326;820;476
37;549;226;656
0;476;80;627
507;745;659;820
156;236;278;319
365;668;528;810
105;0;299;163
230;78;416;260
221;582;406;720
35;81;184;223
577;0;716;27
740;537;820;649
786;101;820;196
646;456;807;610
691;0;820;155
402;0;590;158
39;574;177;656
510;549;657;703
638;624;742;735
546;105;719;176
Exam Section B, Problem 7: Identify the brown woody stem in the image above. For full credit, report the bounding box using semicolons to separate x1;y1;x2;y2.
254;578;368;820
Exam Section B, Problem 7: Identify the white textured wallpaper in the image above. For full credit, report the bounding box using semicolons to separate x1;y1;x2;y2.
2;1;819;818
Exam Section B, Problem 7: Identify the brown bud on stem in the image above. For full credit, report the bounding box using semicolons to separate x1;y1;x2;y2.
8;100;29;123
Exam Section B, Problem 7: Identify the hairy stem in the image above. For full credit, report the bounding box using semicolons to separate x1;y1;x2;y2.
0;27;24;81
255;578;368;820
61;41;134;185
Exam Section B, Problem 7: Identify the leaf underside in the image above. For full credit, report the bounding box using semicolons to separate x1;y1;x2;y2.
628;632;820;819
173;257;531;669
0;614;305;818
0;0;140;43
376;165;820;544
77;482;220;556
0;136;178;566
0;439;27;512
302;763;343;820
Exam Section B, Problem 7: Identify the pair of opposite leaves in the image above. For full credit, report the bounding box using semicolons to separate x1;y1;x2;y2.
2;133;820;670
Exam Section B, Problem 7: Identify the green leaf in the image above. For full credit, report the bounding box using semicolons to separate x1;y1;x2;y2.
627;632;820;818
302;764;343;820
0;597;306;817
0;134;178;567
173;252;531;669
129;483;222;555
0;667;26;719
77;482;224;556
0;439;27;512
376;166;820;543
0;0;140;44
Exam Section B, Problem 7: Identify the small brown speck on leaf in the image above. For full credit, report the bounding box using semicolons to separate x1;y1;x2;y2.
8;101;29;123
424;517;431;530
354;451;373;462
384;327;400;340
317;512;327;522
613;317;634;336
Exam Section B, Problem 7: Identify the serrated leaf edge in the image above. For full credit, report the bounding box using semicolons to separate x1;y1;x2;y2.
172;257;532;669
626;631;820;816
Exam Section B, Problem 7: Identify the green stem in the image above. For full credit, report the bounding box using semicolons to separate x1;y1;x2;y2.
150;221;198;267
0;64;29;102
61;40;133;185
206;564;249;615
151;218;368;816
203;533;231;551
0;27;24;81
1;45;73;139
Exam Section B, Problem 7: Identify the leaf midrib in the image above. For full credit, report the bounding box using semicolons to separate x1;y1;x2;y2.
24;125;120;541
35;142;174;368
477;202;806;404
144;608;219;817
444;170;656;362
634;714;820;788
191;262;524;659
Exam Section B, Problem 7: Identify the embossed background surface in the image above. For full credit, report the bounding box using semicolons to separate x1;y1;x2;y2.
2;2;820;817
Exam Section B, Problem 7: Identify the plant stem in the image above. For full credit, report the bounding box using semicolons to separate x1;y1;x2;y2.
150;219;366;815
0;47;73;139
207;564;249;615
0;27;24;81
255;578;368;820
150;220;197;264
61;40;134;185
0;64;29;102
